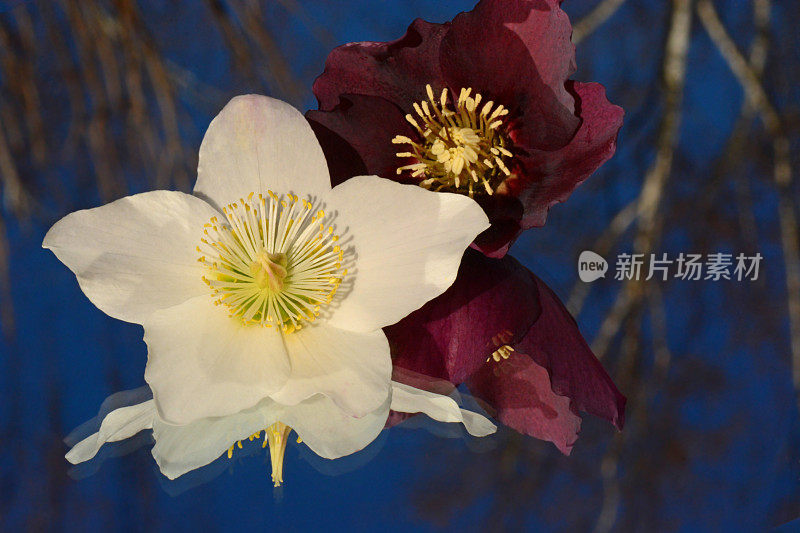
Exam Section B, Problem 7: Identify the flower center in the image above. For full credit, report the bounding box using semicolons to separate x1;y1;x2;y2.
393;84;513;197
197;191;347;332
487;329;515;362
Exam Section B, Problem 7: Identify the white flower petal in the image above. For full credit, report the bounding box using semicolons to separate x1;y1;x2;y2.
143;295;290;425
43;191;218;324
151;393;390;479
270;324;391;417
390;381;497;437
194;95;331;210
323;176;490;332
66;400;156;464
151;397;283;480
283;394;390;460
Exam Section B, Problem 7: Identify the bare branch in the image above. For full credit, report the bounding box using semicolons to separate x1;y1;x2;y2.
697;0;800;409
591;2;692;529
590;0;692;362
696;0;779;130
573;0;627;45
0;114;30;217
567;199;637;316
227;0;305;105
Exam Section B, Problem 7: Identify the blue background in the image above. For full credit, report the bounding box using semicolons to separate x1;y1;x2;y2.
1;0;798;530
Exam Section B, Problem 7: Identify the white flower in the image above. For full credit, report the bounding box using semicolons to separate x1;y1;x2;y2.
45;95;492;484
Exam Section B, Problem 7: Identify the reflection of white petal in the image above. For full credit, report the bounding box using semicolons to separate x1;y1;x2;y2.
390;382;497;437
152;392;390;479
282;394;390;460
272;324;391;418
152;397;283;480
66;383;489;481
323;176;489;332
143;295;290;425
66;400;156;464
43;191;218;324
194;95;331;210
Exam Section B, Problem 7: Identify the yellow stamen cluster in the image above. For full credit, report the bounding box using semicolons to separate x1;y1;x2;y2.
488;344;515;363
487;329;515;363
393;84;512;197
226;422;302;487
197;191;347;332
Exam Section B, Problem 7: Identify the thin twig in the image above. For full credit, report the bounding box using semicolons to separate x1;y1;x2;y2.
0;214;14;339
0;114;30;217
573;0;627;45
567;199;638;316
275;0;337;50
594;311;642;533
62;0;121;201
227;0;304;105
9;5;47;165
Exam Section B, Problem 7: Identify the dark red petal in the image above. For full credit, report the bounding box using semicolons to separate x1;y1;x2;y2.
470;220;520;259
519;274;626;429
440;0;580;150
468;351;581;454
313;18;449;113
516;81;625;228
470;194;524;258
386;249;541;384
387;248;625;431
307;95;417;187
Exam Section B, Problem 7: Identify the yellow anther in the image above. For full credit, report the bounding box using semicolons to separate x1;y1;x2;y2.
394;84;512;197
487;344;515;363
197;191;347;330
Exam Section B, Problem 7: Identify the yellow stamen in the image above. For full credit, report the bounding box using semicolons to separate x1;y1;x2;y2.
197;192;348;330
266;422;292;487
486;330;515;362
224;423;296;487
487;344;515;363
393;84;513;197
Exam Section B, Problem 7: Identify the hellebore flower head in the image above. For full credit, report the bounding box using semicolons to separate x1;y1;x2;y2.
44;95;495;484
306;0;624;257
386;249;626;454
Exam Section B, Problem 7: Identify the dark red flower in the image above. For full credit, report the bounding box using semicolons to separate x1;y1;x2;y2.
385;249;625;453
307;0;624;257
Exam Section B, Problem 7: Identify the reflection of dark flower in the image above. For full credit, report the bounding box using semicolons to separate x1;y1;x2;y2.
307;0;624;257
385;249;626;453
